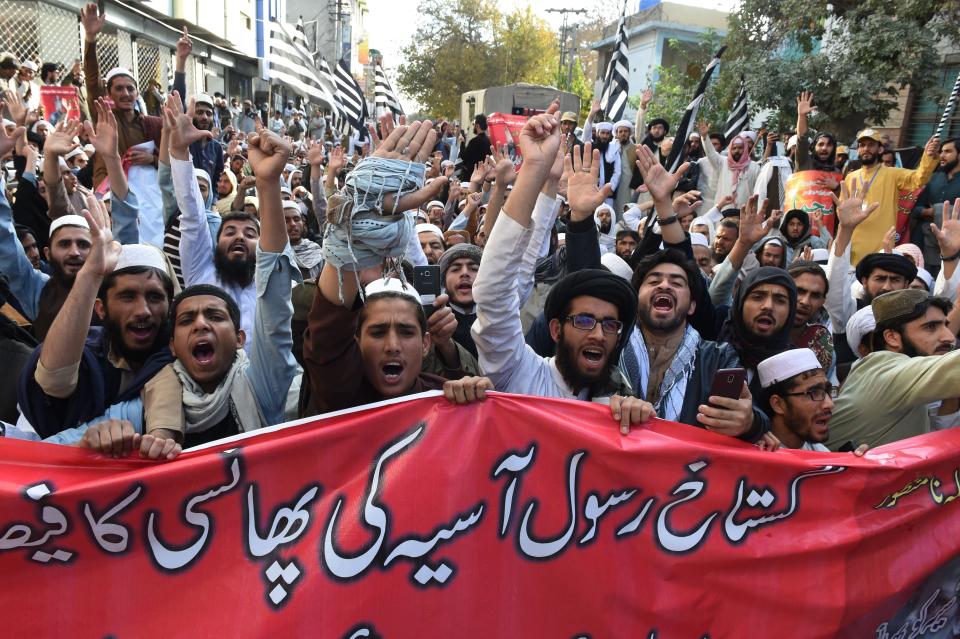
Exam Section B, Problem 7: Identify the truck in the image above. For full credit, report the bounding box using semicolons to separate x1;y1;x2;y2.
460;83;581;140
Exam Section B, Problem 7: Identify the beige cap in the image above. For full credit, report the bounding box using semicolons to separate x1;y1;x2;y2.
856;128;882;144
560;111;578;124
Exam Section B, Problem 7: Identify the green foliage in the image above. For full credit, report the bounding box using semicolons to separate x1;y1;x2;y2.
630;30;736;134
554;58;593;123
396;0;559;119
725;0;960;141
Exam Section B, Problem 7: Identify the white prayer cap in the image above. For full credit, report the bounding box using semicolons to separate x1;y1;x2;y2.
765;237;784;247
283;163;296;173
614;119;634;131
601;252;633;281
57;157;69;171
364;277;421;303
20;60;37;72
115;244;167;273
810;248;829;264
440;160;454;168
49;214;90;237
595;121;614;133
845;306;876;356
690;232;709;248
83;143;96;156
425;200;445;211
104;67;135;84
741;130;758;143
415;223;444;241
194;93;215;108
758;348;822;389
594;203;614;215
787;135;798;150
914;267;933;291
64;147;87;161
413;210;428;222
280;185;292;195
282;200;301;212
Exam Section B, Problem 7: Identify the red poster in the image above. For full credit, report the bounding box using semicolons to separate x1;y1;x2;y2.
784;169;843;236
2;392;960;637
486;112;528;169
39;85;81;124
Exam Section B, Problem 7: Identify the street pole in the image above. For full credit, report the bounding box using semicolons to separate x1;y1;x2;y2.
545;8;586;91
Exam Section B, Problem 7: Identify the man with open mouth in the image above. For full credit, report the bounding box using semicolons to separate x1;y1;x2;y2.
758;349;843;453
620;250;769;442
828;288;960;450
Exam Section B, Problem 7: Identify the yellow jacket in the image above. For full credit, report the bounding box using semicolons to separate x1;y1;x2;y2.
843;153;938;264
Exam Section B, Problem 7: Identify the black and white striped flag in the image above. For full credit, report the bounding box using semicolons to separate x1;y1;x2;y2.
374;64;404;119
935;69;960;139
664;46;726;173
724;75;748;142
266;18;340;113
598;2;630;122
335;58;368;131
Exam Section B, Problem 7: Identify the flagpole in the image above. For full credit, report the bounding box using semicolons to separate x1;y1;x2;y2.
934;69;960;140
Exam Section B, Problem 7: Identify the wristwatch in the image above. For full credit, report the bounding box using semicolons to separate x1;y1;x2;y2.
657;215;679;226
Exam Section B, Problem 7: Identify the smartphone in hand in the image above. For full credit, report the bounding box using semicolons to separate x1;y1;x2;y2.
708;368;746;406
413;265;441;318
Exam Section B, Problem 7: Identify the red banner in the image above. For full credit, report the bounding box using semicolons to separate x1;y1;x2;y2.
3;392;960;637
38;85;81;124
784;169;843;236
486;112;527;169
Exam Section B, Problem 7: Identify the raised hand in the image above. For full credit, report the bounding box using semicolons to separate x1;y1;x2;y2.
796;91;815;117
495;145;518;186
306;139;324;168
590;99;601;115
635;143;689;203
697;119;710;138
162;92;213;159
881;226;897;253
716;193;736;211
0;105;25;159
247;128;292;182
564;143;613;222
932;199;960;259
79;192;121;278
463;191;482;212
517;99;560;171
326;145;345;176
44;118;81;157
833;181;879;229
469;159;491;189
80;2;105;41
672;190;703;219
925;136;942;159
175;26;192;61
3;90;27;126
446;179;462;204
369;114;436;163
737;194;771;246
641;88;653;108
83;99;119;158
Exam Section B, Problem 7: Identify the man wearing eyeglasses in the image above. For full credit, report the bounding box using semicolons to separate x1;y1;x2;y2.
758;349;843;452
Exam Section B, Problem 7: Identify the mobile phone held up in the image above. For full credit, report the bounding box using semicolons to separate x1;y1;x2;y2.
708;368;746;406
413;265;441;318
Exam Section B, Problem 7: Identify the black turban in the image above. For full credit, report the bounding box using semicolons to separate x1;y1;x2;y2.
718;267;798;369
855;252;917;284
544;269;638;355
647;118;669;133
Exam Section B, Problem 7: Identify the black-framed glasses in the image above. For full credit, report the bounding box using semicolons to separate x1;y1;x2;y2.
564;314;623;335
782;384;838;402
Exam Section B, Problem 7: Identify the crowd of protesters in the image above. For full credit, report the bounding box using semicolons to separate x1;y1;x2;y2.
1;2;959;461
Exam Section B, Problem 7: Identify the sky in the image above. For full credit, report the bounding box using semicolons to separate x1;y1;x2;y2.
363;0;738;111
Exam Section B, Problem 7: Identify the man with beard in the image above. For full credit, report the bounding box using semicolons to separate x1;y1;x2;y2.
712;219;739;265
842;128;939;264
755;237;786;268
167;94;261;351
615;229;639;261
777;209;828;262
560;112;583;156
619;249;768;440
717;266;798;398
473;106;638;403
591;121;621;207
913;138;959;273
613;119;639;214
80;4;161;192
459;114;490;179
704;133;759;208
825;186;920;355
794;92;839;173
828;288;960;449
440;243;481;357
187;95;224;191
66;126;305;457
18;195;177;441
787;262;834;374
0;207;90;340
284;200;322;279
417;224;446;265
